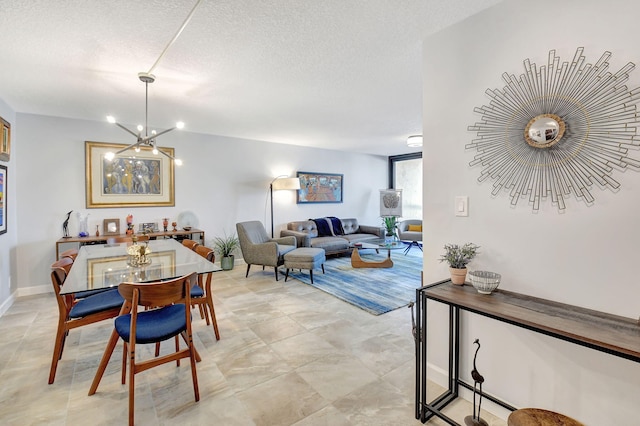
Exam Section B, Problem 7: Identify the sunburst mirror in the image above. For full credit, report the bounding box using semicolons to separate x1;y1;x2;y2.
467;47;640;211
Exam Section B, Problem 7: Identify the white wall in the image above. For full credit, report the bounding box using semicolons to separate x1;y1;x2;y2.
422;0;640;423
11;113;386;295
0;98;16;315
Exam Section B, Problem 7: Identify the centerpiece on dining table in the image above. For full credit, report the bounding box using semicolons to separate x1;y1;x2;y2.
126;235;152;267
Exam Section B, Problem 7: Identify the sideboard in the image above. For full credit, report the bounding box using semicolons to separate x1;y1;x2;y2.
55;228;205;259
415;279;640;425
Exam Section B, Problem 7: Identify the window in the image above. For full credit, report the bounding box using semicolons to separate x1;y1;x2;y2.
389;153;422;220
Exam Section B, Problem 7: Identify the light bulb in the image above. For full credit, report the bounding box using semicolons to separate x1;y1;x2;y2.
137;124;144;132
152;146;158;155
174;159;183;166
176;121;185;129
151;130;157;135
106;116;116;124
134;146;140;153
104;151;115;161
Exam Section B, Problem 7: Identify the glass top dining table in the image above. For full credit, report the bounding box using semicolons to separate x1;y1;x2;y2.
62;239;222;295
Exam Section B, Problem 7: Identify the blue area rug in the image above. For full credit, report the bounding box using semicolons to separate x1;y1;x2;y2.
285;248;422;315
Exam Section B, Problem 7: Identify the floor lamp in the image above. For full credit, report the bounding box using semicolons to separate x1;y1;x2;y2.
270;176;301;237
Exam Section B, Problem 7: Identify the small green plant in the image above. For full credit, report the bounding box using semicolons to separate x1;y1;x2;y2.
382;216;398;235
213;232;240;257
439;243;479;269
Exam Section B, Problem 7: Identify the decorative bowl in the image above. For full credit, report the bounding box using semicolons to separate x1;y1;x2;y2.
183;226;192;231
468;271;501;294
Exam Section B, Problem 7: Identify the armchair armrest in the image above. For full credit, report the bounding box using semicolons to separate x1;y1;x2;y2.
245;241;279;266
358;224;385;238
279;231;307;247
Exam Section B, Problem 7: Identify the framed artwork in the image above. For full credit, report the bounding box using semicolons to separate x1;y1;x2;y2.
297;171;343;204
138;222;158;233
379;189;403;217
85;141;175;208
0;117;10;162
103;218;120;235
0;164;6;235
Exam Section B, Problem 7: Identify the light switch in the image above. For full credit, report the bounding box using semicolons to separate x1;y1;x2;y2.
455;196;468;217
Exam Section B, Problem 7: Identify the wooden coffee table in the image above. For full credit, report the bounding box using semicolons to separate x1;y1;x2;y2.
350;239;405;268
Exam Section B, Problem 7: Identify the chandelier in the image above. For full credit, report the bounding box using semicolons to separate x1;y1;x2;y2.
104;0;205;165
105;72;184;165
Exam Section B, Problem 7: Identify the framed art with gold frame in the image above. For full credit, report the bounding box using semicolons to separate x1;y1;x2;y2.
85;141;175;208
0;116;10;162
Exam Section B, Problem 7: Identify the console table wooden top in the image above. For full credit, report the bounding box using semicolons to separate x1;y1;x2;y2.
424;281;640;363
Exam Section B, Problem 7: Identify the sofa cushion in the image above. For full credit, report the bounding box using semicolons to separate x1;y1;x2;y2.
408;224;422;232
310;236;349;252
287;220;318;238
340;218;360;235
341;233;380;244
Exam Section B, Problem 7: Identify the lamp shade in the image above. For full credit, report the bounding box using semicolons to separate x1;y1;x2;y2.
272;177;301;190
407;135;423;147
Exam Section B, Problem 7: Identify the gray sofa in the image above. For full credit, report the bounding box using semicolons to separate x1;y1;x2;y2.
281;218;383;255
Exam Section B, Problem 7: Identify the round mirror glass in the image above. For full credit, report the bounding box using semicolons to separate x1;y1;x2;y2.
524;114;565;148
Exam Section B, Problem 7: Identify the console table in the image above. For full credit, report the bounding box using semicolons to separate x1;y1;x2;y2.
415;279;640;425
55;228;205;259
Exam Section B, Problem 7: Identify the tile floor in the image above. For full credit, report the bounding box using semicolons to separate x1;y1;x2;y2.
0;264;507;425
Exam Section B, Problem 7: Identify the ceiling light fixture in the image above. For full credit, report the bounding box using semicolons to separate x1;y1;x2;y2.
104;0;204;165
105;72;184;165
407;135;423;147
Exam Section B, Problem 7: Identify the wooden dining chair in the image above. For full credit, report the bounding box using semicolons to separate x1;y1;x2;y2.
154;245;220;358
48;257;124;384
60;247;79;260
192;245;220;340
182;239;199;250
88;273;200;426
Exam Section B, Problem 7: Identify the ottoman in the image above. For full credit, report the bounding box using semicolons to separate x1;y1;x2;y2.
283;247;326;284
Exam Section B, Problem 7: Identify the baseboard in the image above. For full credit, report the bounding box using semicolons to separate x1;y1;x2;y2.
17;285;51;297
0;292;16;318
426;362;510;421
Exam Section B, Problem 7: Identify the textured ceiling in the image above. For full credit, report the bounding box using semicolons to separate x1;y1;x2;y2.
0;0;502;156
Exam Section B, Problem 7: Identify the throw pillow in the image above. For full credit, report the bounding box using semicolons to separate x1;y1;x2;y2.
408;224;422;232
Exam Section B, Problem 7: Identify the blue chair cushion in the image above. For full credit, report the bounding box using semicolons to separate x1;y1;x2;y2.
69;288;124;318
115;304;187;344
190;285;204;298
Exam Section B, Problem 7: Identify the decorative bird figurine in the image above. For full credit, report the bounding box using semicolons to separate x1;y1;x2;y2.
62;210;72;238
464;339;488;426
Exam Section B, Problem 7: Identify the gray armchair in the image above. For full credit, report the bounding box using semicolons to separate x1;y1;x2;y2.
236;221;297;281
397;219;423;254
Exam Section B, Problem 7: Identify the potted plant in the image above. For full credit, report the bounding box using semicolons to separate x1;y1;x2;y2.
439;243;480;285
213;232;240;271
382;216;398;243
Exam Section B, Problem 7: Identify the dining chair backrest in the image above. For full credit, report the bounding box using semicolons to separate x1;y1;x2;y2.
194;245;215;262
182;239;199;251
118;272;197;308
51;257;74;292
60;248;79;261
